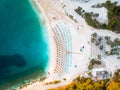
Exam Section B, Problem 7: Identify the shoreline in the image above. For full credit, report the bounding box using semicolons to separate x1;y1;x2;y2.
31;0;56;74
20;0;89;89
20;0;57;89
20;0;120;90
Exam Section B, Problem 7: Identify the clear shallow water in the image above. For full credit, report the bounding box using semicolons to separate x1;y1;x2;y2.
0;0;49;89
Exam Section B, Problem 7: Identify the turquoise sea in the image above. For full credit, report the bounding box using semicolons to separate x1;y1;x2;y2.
0;0;49;89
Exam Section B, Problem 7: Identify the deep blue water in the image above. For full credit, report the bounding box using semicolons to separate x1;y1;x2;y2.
0;0;49;88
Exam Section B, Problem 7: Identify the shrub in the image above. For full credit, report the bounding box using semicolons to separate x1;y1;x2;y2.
75;1;120;33
91;37;95;43
100;45;103;50
45;80;61;85
88;59;102;70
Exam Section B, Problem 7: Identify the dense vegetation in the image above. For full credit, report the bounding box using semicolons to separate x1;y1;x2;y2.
91;33;120;59
101;1;120;33
75;7;102;29
49;69;120;90
49;76;109;90
107;69;120;90
75;1;120;33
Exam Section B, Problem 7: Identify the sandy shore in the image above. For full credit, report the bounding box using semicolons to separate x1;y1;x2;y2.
20;0;89;89
20;0;120;90
34;0;57;77
20;0;91;89
20;0;57;90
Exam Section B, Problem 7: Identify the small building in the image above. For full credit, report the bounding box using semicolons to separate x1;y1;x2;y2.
92;68;110;80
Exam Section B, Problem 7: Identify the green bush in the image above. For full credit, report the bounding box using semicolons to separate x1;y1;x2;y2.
75;1;120;33
88;59;102;70
45;80;61;85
